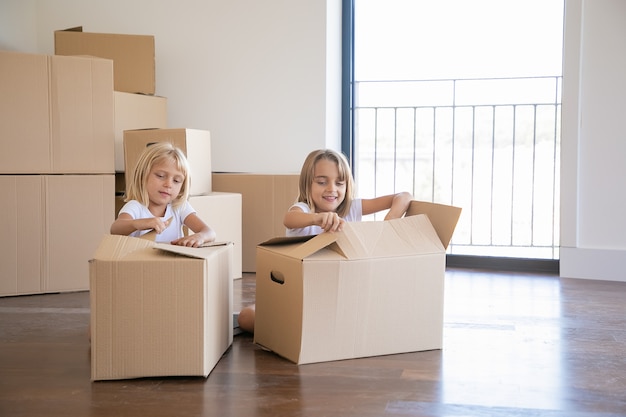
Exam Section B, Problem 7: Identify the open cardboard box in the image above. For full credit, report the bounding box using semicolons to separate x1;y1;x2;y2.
89;235;234;381
254;200;461;365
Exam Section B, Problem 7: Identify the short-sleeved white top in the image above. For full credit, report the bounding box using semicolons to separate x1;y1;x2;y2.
119;200;196;243
285;199;363;237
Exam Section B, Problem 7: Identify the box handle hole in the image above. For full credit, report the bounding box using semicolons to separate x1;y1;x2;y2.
270;271;285;285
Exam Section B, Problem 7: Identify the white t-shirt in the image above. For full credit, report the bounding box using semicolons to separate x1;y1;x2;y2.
119;200;196;243
285;199;363;237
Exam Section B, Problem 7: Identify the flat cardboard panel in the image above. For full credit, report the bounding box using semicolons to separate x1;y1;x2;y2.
124;128;212;196
212;173;299;272
54;26;155;95
0;176;44;296
254;207;460;364
0;51;114;174
50;55;114;173
189;192;243;278
0;51;51;173
114;92;167;172
90;235;233;380
45;175;115;292
0;175;114;296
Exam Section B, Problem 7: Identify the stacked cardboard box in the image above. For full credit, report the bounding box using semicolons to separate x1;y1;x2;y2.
54;26;168;173
0;50;115;295
212;173;300;272
114;92;168;172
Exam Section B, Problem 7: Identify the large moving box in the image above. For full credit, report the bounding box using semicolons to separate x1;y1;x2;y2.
124;128;212;196
89;235;234;381
0;175;114;296
0;50;114;174
55;26;155;95
114;92;167;172
212;173;299;272
189;192;243;279
254;201;461;365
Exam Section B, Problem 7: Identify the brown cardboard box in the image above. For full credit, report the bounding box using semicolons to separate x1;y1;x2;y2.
114;91;167;172
0;50;114;174
253;201;461;364
124;128;212;196
211;173;299;272
89;235;234;381
189;192;243;279
0;175;114;296
55;26;155;95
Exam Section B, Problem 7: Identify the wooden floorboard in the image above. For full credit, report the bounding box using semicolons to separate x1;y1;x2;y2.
1;268;625;416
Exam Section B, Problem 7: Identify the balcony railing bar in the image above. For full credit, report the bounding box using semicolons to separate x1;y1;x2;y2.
353;76;561;260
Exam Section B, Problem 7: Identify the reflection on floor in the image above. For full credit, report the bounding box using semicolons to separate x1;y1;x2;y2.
1;269;625;416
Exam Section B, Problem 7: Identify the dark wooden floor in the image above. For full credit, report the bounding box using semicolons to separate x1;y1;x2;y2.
1;269;626;417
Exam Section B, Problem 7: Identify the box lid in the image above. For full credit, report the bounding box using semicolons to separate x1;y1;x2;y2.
92;234;154;261
153;241;232;259
92;235;231;262
259;214;444;261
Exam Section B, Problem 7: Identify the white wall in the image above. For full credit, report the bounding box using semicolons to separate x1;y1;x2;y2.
0;0;38;52
3;0;626;281
0;0;341;173
560;0;626;281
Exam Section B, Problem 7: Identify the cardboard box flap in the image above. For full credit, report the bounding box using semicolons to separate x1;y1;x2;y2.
92;234;155;261
153;242;233;260
406;201;462;249
287;232;341;260
333;215;444;259
260;235;316;246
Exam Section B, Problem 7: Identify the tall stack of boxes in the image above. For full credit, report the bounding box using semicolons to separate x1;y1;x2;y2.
54;26;168;209
52;27;240;380
0;50;115;296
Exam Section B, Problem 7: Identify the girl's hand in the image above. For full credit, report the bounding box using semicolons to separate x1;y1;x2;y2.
171;234;206;248
316;212;346;232
384;192;413;220
176;213;216;247
137;217;171;234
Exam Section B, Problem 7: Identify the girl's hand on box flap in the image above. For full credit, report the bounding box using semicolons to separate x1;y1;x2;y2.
316;212;345;233
171;234;206;248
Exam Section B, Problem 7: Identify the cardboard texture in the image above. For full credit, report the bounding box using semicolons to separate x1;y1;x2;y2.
55;26;156;95
89;235;234;381
254;201;461;365
114;92;167;172
189;192;243;279
0;175;114;296
124;128;212;196
212;173;300;272
0;50;114;174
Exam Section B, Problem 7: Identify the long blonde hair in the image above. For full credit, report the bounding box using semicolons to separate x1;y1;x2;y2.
125;142;191;209
297;149;355;218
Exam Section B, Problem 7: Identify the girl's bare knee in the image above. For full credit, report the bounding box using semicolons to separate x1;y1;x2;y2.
237;305;255;333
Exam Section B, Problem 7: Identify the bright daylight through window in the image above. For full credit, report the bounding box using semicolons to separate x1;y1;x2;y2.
352;0;564;260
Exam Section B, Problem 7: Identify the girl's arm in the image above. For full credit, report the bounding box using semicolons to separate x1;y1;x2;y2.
283;206;345;232
362;191;413;219
172;213;217;247
110;212;170;236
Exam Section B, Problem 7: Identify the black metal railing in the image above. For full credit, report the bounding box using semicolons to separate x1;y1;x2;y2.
353;76;561;260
